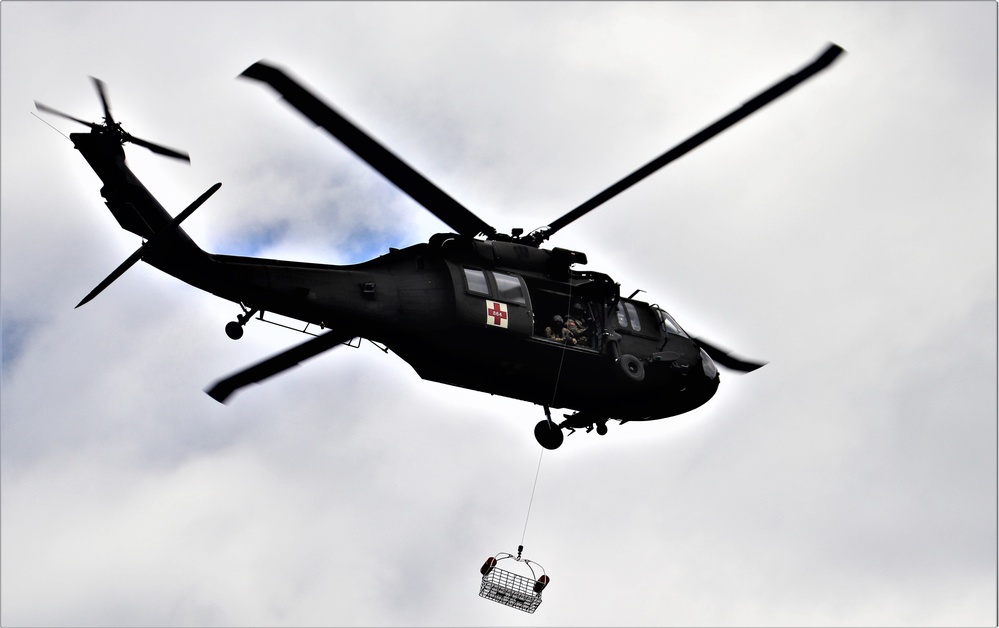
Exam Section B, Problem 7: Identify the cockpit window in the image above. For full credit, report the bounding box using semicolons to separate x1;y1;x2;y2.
616;301;642;332
655;307;688;337
616;302;629;327
624;303;641;332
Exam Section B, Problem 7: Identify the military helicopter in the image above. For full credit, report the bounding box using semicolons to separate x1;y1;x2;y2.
36;44;843;450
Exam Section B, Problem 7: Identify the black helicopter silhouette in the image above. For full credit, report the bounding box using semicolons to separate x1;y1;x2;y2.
36;44;843;449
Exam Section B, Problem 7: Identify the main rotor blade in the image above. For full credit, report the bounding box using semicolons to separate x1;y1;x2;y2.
125;133;191;162
206;329;357;404
241;61;496;238
540;43;845;241
693;336;766;373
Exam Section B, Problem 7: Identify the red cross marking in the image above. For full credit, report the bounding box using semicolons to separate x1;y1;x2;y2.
487;302;508;327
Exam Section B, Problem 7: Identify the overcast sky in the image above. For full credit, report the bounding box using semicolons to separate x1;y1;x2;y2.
2;2;996;626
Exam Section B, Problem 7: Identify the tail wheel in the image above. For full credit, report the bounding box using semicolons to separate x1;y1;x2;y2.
225;307;258;340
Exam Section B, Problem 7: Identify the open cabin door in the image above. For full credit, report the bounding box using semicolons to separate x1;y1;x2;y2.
525;272;620;353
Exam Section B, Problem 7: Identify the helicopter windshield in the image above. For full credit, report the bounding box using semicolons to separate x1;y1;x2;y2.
654;307;688;337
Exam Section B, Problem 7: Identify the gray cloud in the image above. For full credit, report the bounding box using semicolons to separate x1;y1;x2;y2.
2;2;995;626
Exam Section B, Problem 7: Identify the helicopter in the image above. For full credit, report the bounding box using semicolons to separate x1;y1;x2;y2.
36;43;843;450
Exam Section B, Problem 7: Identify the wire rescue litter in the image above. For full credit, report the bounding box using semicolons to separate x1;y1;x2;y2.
479;448;550;612
478;546;549;613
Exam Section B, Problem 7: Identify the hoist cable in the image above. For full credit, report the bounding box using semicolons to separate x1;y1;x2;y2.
520;446;545;547
522;276;573;545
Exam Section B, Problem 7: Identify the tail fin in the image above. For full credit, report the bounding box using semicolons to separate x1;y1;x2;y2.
70;130;218;306
72;131;202;251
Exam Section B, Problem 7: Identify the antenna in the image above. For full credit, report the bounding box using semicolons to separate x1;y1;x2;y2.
31;111;71;141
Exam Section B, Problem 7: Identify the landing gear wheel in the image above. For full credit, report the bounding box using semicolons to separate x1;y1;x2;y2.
617;354;646;382
596;423;608;436
534;420;564;450
225;321;244;340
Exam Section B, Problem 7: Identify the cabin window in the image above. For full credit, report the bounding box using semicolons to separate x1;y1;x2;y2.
463;268;528;306
464;268;489;296
493;271;527;305
616;301;643;332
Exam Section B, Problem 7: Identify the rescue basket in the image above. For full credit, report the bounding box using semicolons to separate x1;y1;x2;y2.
478;547;549;613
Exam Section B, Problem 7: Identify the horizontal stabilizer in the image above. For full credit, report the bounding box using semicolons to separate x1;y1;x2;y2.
76;182;220;308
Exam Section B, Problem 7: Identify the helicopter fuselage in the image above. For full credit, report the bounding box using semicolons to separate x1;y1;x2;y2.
71;130;720;428
48;44;843;447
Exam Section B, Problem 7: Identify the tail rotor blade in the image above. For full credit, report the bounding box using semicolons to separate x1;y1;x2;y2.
91;76;114;124
34;101;96;129
36;81;190;162
125;133;191;162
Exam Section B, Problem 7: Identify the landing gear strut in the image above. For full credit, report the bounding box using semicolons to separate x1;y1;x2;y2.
225;307;258;340
534;406;564;450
